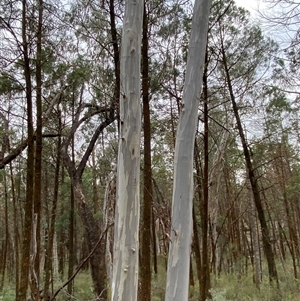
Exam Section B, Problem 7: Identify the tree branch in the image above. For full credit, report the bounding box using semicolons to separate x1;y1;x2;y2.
49;224;113;301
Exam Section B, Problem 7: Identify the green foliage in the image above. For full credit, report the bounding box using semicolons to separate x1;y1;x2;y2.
56;209;71;231
0;72;22;95
149;256;300;301
93;210;103;222
46;273;95;301
151;256;167;301
209;272;300;301
0;285;15;301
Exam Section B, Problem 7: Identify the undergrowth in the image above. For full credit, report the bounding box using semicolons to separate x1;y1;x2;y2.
1;258;300;301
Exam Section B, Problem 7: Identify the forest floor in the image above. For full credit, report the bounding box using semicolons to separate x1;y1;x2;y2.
1;259;300;300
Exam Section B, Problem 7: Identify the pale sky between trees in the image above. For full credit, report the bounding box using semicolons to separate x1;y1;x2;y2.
235;0;261;14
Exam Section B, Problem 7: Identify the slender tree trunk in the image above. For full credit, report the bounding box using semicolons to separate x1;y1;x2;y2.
140;3;152;301
17;1;35;299
33;1;43;298
165;1;212;300
44;119;61;300
58;184;65;280
192;207;202;300
67;188;75;297
200;50;211;301
220;32;278;284
152;203;158;275
111;0;143;299
10;162;20;294
109;0;120;110
247;179;262;288
194;141;203;294
72;178;107;299
67;131;75;298
0;115;8;290
92;150;99;213
0;171;8;291
189;257;195;286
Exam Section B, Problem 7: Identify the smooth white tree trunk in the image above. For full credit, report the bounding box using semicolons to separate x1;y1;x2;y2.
111;0;143;300
165;0;212;300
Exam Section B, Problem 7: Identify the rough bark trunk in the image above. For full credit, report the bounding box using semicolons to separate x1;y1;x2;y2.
103;171;116;285
111;0;143;300
17;1;35;299
73;179;107;299
33;1;43;297
200;50;211;301
67;186;75;297
194;141;203;293
139;3;152;301
192;206;202;296
10;162;20;294
247;179;262;288
0;171;8;291
109;0;120;111
43;124;61;300
165;1;212;300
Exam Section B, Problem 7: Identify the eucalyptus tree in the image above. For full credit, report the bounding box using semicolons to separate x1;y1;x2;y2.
111;0;143;301
142;2;194;276
140;0;192;298
164;1;212;301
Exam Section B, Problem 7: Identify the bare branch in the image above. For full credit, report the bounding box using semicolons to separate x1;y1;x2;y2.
49;224;113;301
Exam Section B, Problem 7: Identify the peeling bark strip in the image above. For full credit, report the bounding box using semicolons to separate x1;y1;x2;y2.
111;1;143;301
165;1;212;301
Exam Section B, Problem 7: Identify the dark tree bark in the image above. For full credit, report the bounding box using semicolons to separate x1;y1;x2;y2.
194;142;203;296
10;161;20;295
0;171;9;291
32;1;43;298
67;102;76;298
17;1;35;299
139;3;152;301
109;0;120;111
200;51;211;301
72;178;107;298
43;111;61;300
